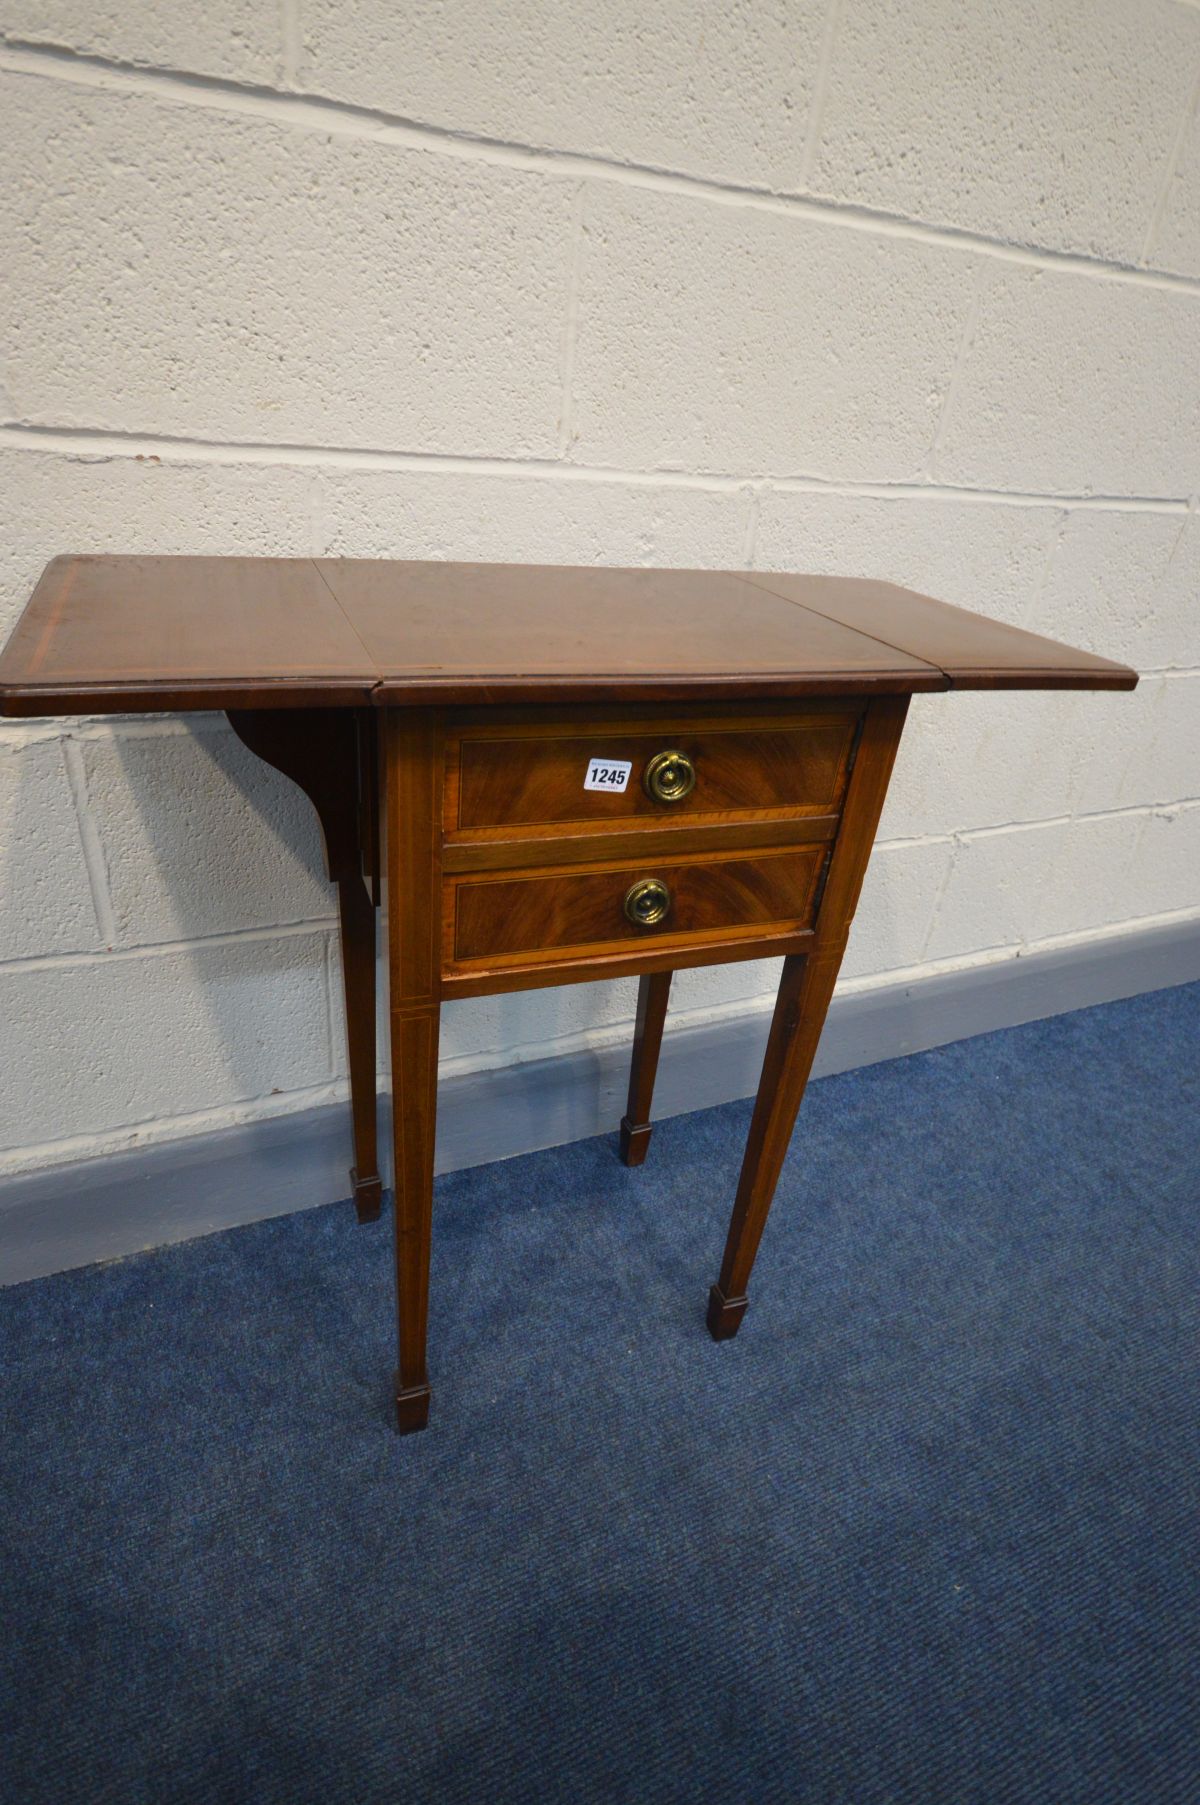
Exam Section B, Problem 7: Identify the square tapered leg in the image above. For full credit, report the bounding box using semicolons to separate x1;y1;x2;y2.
707;697;910;1338
381;710;443;1433
337;874;383;1223
619;970;673;1165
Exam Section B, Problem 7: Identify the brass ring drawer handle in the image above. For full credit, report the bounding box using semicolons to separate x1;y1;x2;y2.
643;749;696;804
624;877;671;927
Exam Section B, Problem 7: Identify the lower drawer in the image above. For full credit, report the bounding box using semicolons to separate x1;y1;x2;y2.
446;844;828;967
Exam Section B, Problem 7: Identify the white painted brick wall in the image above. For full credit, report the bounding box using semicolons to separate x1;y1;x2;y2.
808;0;1200;263
0;732;101;959
318;468;752;567
80;723;334;945
569;187;976;479
0;1;1197;1176
3;1;280;82
1154;103;1200;277
934;267;1200;495
1030;509;1195;668
299;0;830;191
0;932;334;1156
1;75;576;454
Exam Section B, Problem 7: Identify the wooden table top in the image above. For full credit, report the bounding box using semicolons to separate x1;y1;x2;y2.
0;555;1137;714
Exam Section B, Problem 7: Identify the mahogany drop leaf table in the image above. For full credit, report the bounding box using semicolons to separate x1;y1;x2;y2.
0;558;1136;1431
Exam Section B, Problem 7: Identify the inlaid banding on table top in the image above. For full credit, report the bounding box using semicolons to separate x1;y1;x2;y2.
0;557;1136;716
0;557;378;692
741;573;1140;692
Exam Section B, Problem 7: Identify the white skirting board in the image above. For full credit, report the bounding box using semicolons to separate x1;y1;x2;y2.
2;916;1197;1286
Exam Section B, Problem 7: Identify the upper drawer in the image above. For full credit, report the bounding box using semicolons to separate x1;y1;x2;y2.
446;708;861;836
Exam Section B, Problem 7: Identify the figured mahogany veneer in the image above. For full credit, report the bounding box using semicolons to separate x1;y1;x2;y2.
448;842;829;967
0;556;1138;1436
441;698;849;992
447;707;861;835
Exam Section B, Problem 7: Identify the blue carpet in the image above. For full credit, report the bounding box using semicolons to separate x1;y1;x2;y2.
1;983;1198;1804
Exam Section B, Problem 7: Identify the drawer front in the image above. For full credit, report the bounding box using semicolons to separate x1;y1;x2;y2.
448;710;860;836
448;844;828;966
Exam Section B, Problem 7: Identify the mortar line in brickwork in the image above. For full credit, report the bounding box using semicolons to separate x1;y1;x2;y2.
0;423;1193;515
0;916;340;979
1139;59;1200;267
1161;491;1199;576
955;798;1200;845
846;900;1200;1001
799;0;843;184
279;0;302;90
308;469;329;558
0;1079;352;1181
0;721;67;748
58;734;118;948
740;484;765;566
555;184;587;460
6;902;1199;1178
877;793;1199;852
320;930;341;1082
0;717;238;746
916;837;958;966
1;803;1188;989
949;814;1066;847
4;900;1196;1181
924;266;988;484
4;40;1200;298
1020;510;1070;627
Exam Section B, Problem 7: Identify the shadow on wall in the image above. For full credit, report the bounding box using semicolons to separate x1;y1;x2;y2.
97;718;339;1124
